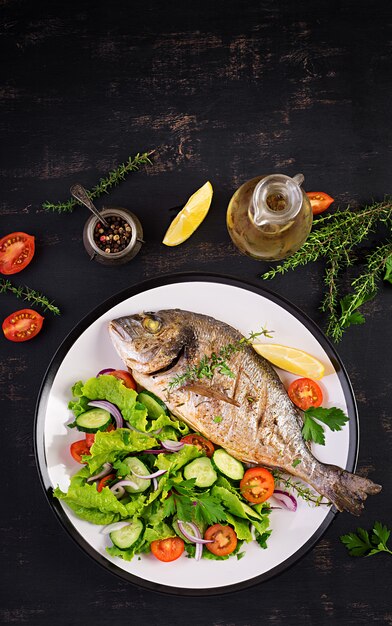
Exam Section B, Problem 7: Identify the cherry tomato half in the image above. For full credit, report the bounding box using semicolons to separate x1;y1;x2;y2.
288;377;323;410
240;467;275;504
109;370;136;390
150;537;185;562
204;524;237;556
181;434;215;458
70;440;91;463
307;192;334;215
85;423;115;448
0;232;35;275
97;473;116;492
2;309;44;342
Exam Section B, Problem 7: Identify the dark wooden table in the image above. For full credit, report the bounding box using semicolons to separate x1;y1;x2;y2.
1;1;391;624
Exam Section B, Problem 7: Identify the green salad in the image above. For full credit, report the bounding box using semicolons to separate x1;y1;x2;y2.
54;372;272;563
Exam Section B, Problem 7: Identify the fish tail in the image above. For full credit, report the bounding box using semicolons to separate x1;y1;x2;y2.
312;465;381;516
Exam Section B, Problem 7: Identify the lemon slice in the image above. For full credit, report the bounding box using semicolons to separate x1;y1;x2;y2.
252;343;325;379
163;181;213;246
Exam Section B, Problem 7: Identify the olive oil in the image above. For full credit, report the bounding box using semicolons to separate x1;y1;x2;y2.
227;174;313;261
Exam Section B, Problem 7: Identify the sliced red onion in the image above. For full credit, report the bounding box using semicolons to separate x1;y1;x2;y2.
100;521;131;535
142;449;171;454
131;468;167;480
86;462;113;483
152;477;158;491
96;368;115;377
126;422;162;436
177;520;214;544
88;400;123;428
111;485;125;499
110;479;139;498
195;543;202;561
271;489;297;512
161;440;184;452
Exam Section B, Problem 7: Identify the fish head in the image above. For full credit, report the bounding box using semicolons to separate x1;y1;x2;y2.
109;309;193;374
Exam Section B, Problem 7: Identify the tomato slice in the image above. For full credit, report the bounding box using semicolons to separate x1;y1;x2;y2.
181;434;215;458
109;370;136;390
240;467;275;504
0;232;35;275
204;524;237;556
70;440;91;463
97;473;116;492
2;309;44;342
307;192;334;215
85;423;115;448
288;377;323;410
150;537;185;562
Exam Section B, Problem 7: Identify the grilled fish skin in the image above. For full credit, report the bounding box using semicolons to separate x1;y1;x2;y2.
109;309;381;515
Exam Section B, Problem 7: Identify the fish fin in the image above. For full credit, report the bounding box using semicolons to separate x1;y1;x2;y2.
313;465;382;515
181;382;240;407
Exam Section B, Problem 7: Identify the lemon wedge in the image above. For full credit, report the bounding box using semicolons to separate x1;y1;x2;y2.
163;181;213;246
252;343;325;380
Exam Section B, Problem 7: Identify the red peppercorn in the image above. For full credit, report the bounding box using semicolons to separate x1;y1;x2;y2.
100;235;106;242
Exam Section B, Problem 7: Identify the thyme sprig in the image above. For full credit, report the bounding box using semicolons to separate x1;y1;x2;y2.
261;198;392;341
272;470;329;507
168;327;273;391
42;151;153;213
0;279;60;315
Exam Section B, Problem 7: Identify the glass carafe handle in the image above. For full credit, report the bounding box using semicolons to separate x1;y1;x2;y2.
293;173;304;187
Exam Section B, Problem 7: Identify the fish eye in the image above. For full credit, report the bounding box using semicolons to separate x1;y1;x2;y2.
142;316;162;334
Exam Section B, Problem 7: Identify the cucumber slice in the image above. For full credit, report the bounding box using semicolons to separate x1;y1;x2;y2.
137;390;169;418
212;449;244;481
110;519;143;549
122;457;151;493
75;408;112;433
183;457;217;488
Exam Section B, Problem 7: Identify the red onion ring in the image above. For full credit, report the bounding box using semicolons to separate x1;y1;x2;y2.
177;520;214;545
101;521;131;535
161;440;184;452
86;462;113;483
131;469;167;480
96;368;115;377
195;543;202;561
142;449;171;454
271;489;297;512
152;478;158;491
88;400;123;429
110;479;139;498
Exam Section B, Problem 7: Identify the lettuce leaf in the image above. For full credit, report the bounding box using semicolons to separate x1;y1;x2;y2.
87;428;157;473
185;540;244;560
106;535;149;562
224;513;253;542
155;444;202;473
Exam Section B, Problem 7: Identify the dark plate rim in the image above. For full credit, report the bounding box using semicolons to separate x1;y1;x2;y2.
34;271;359;597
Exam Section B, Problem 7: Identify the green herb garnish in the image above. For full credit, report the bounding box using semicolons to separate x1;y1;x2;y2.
254;530;272;549
168;327;273;390
292;459;302;468
0;279;60;315
236;551;246;560
301;406;349;446
213;415;223;423
42;151;153;213
261;199;392;341
165;478;227;527
340;522;392;557
272;470;328;507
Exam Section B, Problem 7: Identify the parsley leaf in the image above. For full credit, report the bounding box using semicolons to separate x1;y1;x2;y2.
162;494;176;518
302;406;349;445
213;415;223;423
236;551;246;560
166;478;227;526
292;459;302;468
340;522;392;557
254;530;272;550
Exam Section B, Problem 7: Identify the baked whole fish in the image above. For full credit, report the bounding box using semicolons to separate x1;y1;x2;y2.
109;309;381;515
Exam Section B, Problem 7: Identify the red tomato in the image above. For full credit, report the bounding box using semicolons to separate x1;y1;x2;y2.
0;232;35;275
109;370;136;390
85;423;115;448
2;309;44;342
97;473;116;492
70;440;91;463
288;377;323;410
150;537;185;562
307;192;334;215
240;467;275;504
181;434;215;458
204;524;237;556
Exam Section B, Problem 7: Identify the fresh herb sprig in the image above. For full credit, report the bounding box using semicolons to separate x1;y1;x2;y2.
272;470;328;507
301;406;349;446
168;327;273;391
340;521;392;557
0;278;60;315
42;151;153;213
261;199;392;341
163;478;227;527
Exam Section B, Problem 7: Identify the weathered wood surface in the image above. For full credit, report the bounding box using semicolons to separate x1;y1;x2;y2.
1;0;391;623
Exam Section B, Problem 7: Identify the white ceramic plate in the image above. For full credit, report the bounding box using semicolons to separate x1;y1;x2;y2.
35;273;358;595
